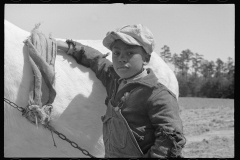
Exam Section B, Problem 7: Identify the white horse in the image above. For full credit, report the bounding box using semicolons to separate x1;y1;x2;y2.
4;20;179;157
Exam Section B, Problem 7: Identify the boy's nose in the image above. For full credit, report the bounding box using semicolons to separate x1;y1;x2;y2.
118;53;127;63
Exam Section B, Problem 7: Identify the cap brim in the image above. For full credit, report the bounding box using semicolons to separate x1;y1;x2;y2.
103;31;141;50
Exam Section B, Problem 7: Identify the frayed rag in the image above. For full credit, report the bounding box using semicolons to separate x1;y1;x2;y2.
24;23;57;108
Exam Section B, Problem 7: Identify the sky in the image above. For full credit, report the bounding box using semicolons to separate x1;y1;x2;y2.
5;4;234;62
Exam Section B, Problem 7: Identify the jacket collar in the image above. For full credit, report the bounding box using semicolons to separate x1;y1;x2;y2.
135;68;159;88
118;68;159;89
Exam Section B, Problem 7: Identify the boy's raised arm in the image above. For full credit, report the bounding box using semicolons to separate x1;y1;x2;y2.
57;40;116;90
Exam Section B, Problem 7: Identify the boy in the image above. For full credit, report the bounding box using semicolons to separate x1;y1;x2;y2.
57;24;186;158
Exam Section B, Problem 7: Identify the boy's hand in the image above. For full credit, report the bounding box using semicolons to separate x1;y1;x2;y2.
56;39;79;56
66;39;77;55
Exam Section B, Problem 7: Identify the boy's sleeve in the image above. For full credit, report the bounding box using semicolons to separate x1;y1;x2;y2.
70;41;116;90
145;89;186;158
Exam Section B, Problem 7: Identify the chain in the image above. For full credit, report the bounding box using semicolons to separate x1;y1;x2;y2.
4;97;96;158
45;124;96;158
4;97;25;112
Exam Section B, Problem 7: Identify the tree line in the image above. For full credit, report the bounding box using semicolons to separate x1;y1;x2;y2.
159;45;234;99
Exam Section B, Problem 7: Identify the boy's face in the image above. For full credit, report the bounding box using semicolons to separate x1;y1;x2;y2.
111;39;147;79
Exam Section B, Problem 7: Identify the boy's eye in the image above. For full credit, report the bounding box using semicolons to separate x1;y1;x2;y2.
127;52;133;55
113;52;119;55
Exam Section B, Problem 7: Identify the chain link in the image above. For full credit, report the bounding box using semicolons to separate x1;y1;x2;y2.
4;97;96;158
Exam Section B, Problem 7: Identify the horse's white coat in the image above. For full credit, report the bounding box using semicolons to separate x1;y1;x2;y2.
4;20;178;157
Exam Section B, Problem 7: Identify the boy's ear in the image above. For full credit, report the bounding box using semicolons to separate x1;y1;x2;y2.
142;57;149;66
145;54;151;63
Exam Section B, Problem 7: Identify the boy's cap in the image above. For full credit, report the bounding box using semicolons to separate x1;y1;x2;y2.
103;24;155;55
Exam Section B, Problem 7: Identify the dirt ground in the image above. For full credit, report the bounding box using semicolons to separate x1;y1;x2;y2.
178;97;234;158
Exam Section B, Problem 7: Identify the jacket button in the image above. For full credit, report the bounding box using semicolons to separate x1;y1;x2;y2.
101;116;104;121
114;107;119;111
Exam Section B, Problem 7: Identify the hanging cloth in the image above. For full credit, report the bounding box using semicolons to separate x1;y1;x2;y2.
23;23;57;125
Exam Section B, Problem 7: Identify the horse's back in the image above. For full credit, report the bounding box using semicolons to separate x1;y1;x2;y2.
4;20;105;157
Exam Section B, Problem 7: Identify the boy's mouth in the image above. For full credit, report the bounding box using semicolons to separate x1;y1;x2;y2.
117;66;129;71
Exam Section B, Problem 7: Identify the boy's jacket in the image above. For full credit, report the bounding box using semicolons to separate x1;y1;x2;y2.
71;43;186;158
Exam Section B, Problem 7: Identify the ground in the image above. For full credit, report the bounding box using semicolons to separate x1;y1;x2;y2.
178;97;234;158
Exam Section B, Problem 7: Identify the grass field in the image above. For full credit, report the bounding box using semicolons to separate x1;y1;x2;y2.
178;97;234;158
